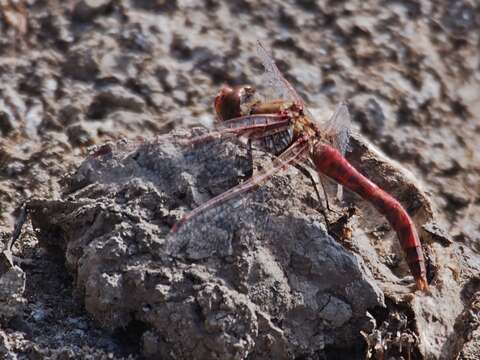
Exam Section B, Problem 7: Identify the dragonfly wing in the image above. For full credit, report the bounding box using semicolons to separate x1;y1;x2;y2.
166;137;310;258
256;41;305;106
324;102;351;156
177;114;291;147
322;102;351;201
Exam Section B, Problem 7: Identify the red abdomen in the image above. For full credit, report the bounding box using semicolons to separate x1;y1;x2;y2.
313;143;428;291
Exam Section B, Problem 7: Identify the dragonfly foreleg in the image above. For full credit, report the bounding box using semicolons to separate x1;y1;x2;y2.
293;163;322;204
316;175;344;216
292;163;333;227
318;175;333;213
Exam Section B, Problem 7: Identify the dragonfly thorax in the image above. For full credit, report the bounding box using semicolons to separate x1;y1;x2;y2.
214;85;318;155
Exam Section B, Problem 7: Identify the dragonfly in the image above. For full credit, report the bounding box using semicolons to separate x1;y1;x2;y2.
168;41;428;292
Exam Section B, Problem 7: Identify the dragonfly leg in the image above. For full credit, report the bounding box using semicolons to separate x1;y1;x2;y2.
319;175;332;212
294;163;322;205
293;163;343;220
318;175;343;215
293;163;333;227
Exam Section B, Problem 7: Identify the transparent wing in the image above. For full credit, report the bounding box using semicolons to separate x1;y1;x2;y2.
256;41;305;106
179;114;291;147
324;101;351;156
323;102;351;201
256;41;350;156
166;137;310;258
89;114;291;159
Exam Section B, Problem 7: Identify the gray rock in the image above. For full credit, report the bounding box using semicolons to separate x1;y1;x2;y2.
132;0;178;12
0;111;16;135
63;48;100;82
0;251;26;320
352;97;386;136
0;330;16;360
66;123;95;147
58;105;83;127
73;0;112;22
5;161;26;177
29;131;385;359
87;86;146;119
442;1;478;36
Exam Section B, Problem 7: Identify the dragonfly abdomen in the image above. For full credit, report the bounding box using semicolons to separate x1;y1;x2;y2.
312;143;428;291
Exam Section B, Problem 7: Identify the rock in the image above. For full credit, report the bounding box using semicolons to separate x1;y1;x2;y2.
396;98;418;125
0;251;14;275
39;113;63;132
101;111;157;135
4;161;26;177
37;12;74;46
0;255;26;320
142;331;160;358
29;131;385;359
442;186;471;211
461;327;480;360
58;105;83;127
0;330;16;360
132;0;178;12
422;221;453;247
352;97;386;136
87;86;146;119
0;111;16;135
66;123;95;147
31;306;50;322
442;1;478;37
56;348;75;360
170;34;193;60
119;27;153;53
66;317;89;330
25;100;44;138
63;48;100;82
73;0;112;22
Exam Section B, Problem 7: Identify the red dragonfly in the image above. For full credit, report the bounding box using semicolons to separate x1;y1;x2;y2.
169;42;428;291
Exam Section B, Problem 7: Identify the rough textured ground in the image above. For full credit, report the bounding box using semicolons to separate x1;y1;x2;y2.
0;0;479;359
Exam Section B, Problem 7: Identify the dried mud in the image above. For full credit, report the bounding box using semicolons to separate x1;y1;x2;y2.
0;0;479;359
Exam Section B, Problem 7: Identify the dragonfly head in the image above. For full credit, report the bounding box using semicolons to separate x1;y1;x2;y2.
214;85;257;121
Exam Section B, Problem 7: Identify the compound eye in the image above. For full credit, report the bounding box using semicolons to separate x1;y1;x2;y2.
215;86;243;121
214;85;257;122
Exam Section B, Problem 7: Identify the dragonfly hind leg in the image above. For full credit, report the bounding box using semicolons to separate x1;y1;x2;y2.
292;163;333;227
293;163;322;205
318;175;334;213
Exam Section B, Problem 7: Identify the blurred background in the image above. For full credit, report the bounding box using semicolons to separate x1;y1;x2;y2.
0;0;479;358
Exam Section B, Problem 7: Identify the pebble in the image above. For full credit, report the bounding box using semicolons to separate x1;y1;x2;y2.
63;48;100;82
73;0;112;22
87;86;146;119
0;111;15;135
66;123;95;147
